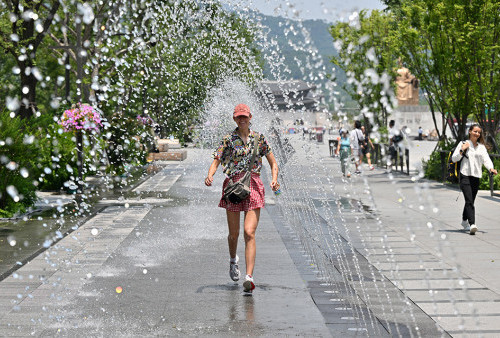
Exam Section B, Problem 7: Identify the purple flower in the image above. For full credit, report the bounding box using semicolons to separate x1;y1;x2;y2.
59;103;103;132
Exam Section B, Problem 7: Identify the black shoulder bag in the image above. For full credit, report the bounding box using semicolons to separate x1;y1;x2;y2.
223;135;260;204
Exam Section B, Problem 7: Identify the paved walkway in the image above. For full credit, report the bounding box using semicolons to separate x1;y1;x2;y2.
299;133;500;337
1;135;499;337
0;153;330;336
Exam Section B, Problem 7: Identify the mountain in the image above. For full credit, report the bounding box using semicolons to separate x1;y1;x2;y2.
257;14;350;104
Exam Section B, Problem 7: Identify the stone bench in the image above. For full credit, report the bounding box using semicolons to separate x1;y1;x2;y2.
147;150;187;161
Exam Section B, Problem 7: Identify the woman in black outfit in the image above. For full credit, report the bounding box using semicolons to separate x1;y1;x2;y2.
451;124;497;235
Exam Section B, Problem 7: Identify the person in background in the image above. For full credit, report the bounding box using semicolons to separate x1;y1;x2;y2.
418;126;423;141
335;128;352;178
361;125;375;170
205;103;280;294
451;124;497;235
351;120;365;174
388;120;401;170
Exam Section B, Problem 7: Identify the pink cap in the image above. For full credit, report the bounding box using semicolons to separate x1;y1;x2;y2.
233;104;251;117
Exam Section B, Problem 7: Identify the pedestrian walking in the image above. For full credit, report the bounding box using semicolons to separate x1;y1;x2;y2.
361;125;375;170
351;120;365;174
452;124;497;235
418;126;423;140
388;120;403;170
205;103;280;294
335;128;352;178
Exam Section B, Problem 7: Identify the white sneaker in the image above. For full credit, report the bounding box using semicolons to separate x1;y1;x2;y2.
461;220;470;231
469;224;478;235
243;274;255;294
229;255;240;281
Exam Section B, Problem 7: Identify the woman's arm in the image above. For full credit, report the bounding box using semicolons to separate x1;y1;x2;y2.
265;152;279;191
451;141;465;163
482;148;497;175
205;159;221;186
368;136;374;149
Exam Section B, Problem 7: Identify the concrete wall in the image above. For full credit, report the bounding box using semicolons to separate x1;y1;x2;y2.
390;105;437;137
277;110;331;130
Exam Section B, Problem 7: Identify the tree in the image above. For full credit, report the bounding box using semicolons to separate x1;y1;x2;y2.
0;0;60;118
394;0;500;147
330;10;398;128
466;1;500;151
381;0;402;10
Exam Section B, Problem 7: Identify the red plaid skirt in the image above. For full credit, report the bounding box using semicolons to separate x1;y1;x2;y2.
219;172;265;212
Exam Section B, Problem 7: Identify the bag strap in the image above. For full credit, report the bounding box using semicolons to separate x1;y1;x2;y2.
238;134;259;186
246;133;260;172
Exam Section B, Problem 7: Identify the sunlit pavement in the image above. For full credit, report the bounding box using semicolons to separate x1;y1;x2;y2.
0;150;331;336
1;138;500;336
306;134;500;337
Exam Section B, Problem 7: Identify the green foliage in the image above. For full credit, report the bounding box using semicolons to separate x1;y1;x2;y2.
329;10;398;127
93;1;263;144
423;150;445;182
0;0;264;211
33;120;78;191
423;140;454;181
0;111;38;217
394;0;500;144
106;114;152;176
479;158;500;190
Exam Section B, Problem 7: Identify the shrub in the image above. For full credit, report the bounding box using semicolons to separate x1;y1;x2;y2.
423;140;455;181
106;112;153;176
34;122;78;191
0;111;38;217
479;157;500;190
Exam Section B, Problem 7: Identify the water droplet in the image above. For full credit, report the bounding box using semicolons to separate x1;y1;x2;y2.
6;96;20;111
8;236;17;246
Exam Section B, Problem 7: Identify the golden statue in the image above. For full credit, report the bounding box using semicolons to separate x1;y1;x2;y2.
396;66;419;105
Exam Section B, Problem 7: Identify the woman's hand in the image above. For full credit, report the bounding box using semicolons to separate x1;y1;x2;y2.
270;181;280;192
205;175;214;186
205;159;220;186
461;142;470;152
490;168;498;176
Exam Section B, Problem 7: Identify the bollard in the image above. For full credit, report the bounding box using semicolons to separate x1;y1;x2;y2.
316;132;323;143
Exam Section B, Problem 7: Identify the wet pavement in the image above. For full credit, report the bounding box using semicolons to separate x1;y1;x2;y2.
0;135;499;337
0;166;160;281
0;152;330;336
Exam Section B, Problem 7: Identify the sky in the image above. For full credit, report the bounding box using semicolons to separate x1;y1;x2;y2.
223;0;386;22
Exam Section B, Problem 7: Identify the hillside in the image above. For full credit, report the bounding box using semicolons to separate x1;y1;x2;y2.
257;14;350;104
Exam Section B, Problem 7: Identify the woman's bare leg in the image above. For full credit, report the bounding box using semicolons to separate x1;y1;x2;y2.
226;210;240;259
243;209;260;276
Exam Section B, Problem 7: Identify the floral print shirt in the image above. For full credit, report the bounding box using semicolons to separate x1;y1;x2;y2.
212;128;272;178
